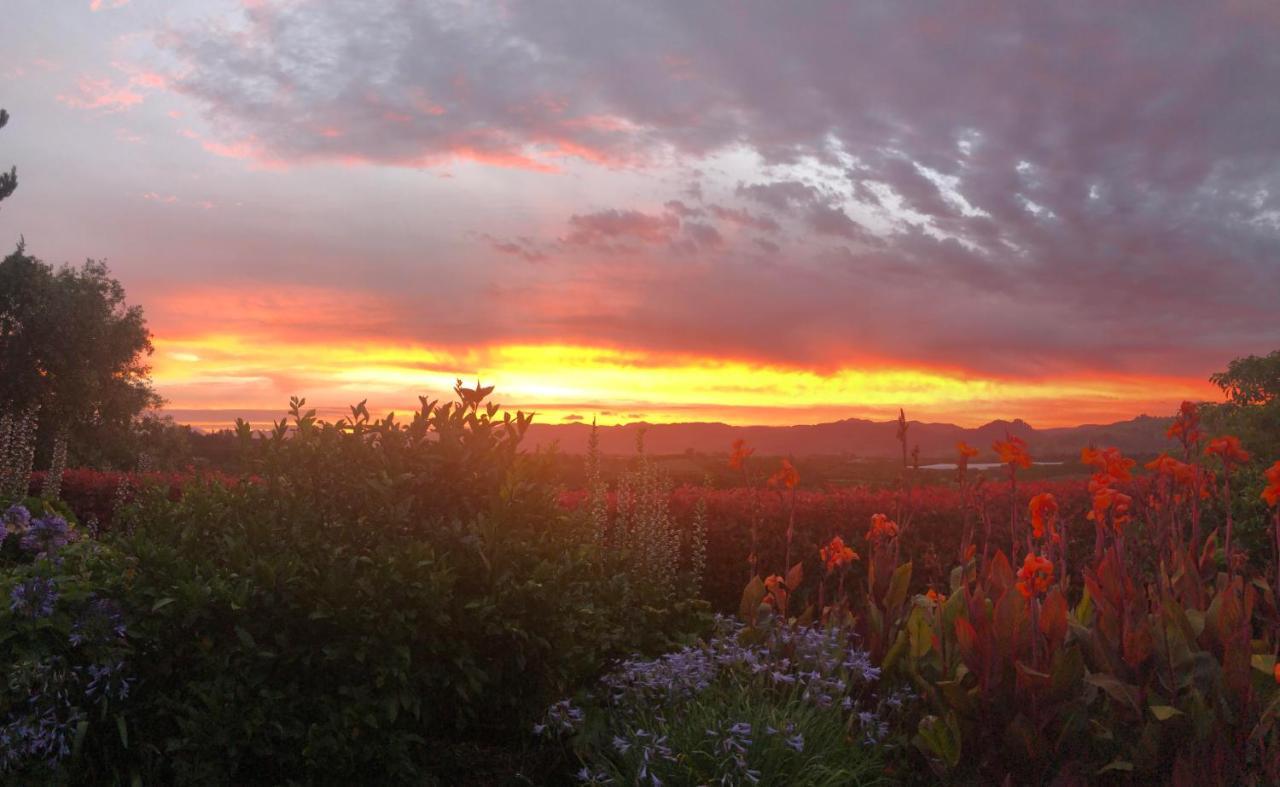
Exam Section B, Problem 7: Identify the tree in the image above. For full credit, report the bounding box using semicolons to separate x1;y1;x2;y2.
0;108;16;206
1204;350;1280;458
0;247;159;478
1210;350;1280;407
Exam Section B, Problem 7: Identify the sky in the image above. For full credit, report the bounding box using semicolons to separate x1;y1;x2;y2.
1;0;1277;430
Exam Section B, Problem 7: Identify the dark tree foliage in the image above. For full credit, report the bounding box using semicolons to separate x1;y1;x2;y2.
0;248;159;464
0;108;15;206
1203;349;1280;458
1210;349;1280;407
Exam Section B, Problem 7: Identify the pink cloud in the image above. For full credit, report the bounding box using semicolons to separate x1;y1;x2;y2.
57;77;143;111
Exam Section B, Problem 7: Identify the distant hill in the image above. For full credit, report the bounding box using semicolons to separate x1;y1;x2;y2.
521;414;1177;459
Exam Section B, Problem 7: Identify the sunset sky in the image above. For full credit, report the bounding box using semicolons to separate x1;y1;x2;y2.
2;1;1277;430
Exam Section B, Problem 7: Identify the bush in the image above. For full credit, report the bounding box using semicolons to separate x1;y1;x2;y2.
0;502;133;782
539;616;908;786
0;386;709;783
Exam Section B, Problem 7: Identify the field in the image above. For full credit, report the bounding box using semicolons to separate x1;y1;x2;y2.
2;389;1279;785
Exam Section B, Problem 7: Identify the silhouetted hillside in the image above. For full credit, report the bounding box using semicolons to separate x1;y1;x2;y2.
522;414;1176;459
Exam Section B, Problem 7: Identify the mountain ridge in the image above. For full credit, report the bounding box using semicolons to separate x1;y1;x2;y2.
521;413;1176;459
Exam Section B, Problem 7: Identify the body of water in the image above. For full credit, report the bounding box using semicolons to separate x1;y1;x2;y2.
919;461;1065;471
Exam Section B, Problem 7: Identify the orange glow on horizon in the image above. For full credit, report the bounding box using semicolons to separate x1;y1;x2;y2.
149;334;1220;432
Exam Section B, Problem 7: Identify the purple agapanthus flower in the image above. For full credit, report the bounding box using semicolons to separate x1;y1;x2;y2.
69;597;127;646
20;514;71;555
3;504;31;534
9;577;58;618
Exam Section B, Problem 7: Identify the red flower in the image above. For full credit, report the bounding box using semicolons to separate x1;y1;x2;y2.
729;439;755;471
867;513;899;545
993;436;1032;469
1081;446;1135;482
956;442;979;460
768;458;799;490
1205;435;1251;468
1262;460;1280;507
1028;492;1058;540
1016;553;1054;598
925;588;946;605
819;535;859;573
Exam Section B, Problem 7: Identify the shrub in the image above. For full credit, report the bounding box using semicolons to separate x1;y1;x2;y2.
541;616;908;786
14;385;708;783
0;503;132;782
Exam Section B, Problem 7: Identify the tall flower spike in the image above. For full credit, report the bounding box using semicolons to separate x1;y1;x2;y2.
993;435;1032;469
1028;492;1058;540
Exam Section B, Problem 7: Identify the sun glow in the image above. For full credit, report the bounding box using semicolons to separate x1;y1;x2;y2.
150;335;1217;431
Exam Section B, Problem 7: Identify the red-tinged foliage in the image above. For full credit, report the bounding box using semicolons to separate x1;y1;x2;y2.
26;468;235;529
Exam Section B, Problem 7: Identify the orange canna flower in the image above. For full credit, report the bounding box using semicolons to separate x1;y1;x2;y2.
867;513;899;545
1028;492;1058;540
1016;553;1054;598
925;588;946;605
1111;491;1133;529
820;535;859;573
1274;662;1280;685
956;442;979;459
1262;460;1280;507
762;574;785;607
1205;435;1251;468
1145;453;1197;486
993;436;1032;469
729;439;754;470
768;458;800;489
1081;446;1135;482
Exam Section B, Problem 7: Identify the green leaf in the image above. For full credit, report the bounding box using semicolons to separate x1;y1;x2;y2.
1098;759;1134;773
1085;673;1143;715
151;597;175;611
117;714;129;749
738;576;766;624
1149;705;1183;721
235;626;256;649
883;561;913;613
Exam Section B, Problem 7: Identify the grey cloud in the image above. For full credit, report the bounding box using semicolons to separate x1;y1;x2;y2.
160;0;1280;376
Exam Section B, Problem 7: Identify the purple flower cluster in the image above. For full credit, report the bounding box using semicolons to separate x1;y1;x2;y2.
3;503;32;534
0;658;85;775
615;728;675;786
551;614;913;784
9;577;58;619
0;705;84;772
82;661;133;702
533;698;585;736
69;597;127;647
706;720;761;783
20;514;72;556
